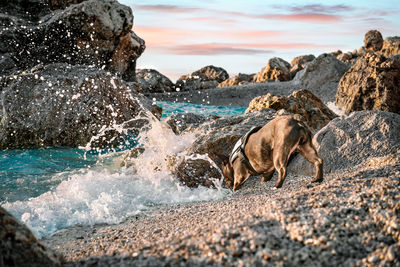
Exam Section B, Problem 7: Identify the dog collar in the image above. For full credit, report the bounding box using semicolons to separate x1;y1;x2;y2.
229;126;262;174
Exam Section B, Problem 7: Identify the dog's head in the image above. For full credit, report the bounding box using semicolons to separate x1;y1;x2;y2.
220;156;234;189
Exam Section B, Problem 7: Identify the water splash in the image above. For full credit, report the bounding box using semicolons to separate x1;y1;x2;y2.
3;107;231;238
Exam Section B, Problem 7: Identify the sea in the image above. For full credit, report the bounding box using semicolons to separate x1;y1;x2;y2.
0;101;246;239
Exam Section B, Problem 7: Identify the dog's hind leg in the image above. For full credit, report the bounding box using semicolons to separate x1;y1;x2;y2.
273;148;289;188
297;142;323;183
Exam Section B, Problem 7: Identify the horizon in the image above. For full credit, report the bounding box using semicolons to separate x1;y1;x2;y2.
120;0;400;81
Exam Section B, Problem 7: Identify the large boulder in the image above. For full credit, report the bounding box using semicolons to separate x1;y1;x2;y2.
0;206;62;266
176;65;229;91
293;54;350;102
289;110;400;175
336;52;400;114
364;30;384;52
0;63;159;149
382;36;400;58
253;57;291;82
0;0;145;80
246;89;337;131
167;156;221;188
136;69;175;93
290;54;315;79
218;73;254;88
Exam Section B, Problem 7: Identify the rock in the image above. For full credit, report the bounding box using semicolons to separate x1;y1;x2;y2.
163;113;219;135
184;109;279;165
0;206;62;266
293;54;350;102
253;57;291;82
167;156;221;188
49;0;87;10
364;30;384;52
0;0;145;80
336;51;359;65
290;54;315;79
336;52;400;114
382;36;400;58
0;63;159;149
218;73;254;88
289;110;400;175
136;69;175;93
245;89;337;131
176;65;229;91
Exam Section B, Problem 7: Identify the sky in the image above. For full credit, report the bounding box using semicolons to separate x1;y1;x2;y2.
120;0;400;81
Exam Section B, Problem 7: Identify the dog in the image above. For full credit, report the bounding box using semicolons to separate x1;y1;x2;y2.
220;115;323;191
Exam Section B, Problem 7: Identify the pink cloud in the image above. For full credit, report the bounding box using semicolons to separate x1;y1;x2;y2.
165;43;274;55
274;13;342;22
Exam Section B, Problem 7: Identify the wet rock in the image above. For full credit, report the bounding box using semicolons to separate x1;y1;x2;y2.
167;156;221;188
0;63;158;149
253;57;291;82
246;89;337;131
364;30;383;52
218;73;254;87
289;110;400;175
382;36;400;58
164;113;219;135
293;54;350;102
49;0;88;10
0;206;62;266
290;54;315;79
336;52;400;114
136;69;175;93
184;109;279;164
176;65;229;91
0;0;145;80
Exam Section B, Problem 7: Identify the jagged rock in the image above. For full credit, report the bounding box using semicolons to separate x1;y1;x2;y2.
290;54;315;79
253;57;291;82
163;113;219;135
246;89;337;131
293;54;350;102
0;0;145;80
364;30;384;52
382;36;400;58
0;206;62;266
167;156;221;188
289;110;400;175
218;73;254;87
336;52;400;114
49;0;87;10
184;109;279;165
0;0;50;21
136;69;175;93
176;65;229;91
0;63;159;149
336;50;360;65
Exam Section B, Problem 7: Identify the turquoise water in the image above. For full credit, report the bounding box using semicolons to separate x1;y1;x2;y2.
157;101;246;118
1;101;242;238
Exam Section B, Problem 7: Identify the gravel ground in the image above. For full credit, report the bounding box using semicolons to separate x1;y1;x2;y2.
42;157;400;266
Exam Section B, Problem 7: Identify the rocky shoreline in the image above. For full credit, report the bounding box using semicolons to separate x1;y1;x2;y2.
42;160;400;266
1;0;400;266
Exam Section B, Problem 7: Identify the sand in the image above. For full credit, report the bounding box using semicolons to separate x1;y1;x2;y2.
42;160;400;266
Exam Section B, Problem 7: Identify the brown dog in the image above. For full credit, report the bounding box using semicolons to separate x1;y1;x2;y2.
220;115;323;191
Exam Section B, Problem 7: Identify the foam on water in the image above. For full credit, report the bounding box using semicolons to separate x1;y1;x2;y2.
3;104;233;238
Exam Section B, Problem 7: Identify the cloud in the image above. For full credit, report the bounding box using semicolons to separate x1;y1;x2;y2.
286;4;354;14
134;4;202;13
163;43;274;55
265;13;342;23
